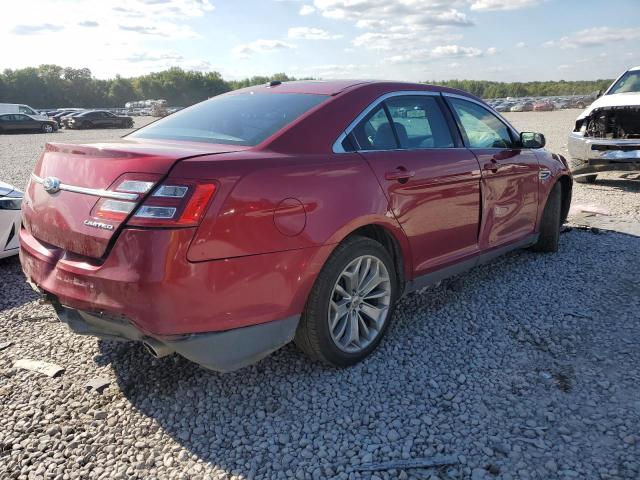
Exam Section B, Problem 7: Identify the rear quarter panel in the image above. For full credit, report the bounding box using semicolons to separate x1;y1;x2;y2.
171;152;409;266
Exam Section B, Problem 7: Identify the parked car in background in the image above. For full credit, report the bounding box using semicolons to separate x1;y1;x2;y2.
553;99;570;109
568;66;640;183
533;101;554;111
0;103;49;120
64;110;134;129
59;111;86;126
20;80;572;373
510;102;533;112
568;97;588;109
0;114;58;133
51;109;83;127
0;181;22;259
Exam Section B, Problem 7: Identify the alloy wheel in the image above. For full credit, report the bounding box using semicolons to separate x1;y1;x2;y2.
328;255;391;353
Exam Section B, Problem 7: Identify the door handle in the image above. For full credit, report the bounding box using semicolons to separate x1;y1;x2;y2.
483;159;503;172
385;167;415;182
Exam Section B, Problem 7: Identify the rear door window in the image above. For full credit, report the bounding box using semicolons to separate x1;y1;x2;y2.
131;92;327;146
350;105;398;151
385;96;454;149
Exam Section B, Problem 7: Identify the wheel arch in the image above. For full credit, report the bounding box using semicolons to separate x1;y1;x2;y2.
329;220;411;296
537;174;572;231
557;174;573;224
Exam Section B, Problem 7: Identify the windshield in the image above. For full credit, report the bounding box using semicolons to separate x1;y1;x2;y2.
130;92;327;146
608;71;640;94
18;105;37;115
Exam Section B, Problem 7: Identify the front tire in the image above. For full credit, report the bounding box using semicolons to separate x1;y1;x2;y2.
531;182;562;253
41;124;53;133
575;174;597;184
295;235;398;367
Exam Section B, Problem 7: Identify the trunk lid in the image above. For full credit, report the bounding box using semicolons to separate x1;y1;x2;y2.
22;139;247;258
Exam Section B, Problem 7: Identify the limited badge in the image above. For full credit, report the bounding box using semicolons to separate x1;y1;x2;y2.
83;219;114;231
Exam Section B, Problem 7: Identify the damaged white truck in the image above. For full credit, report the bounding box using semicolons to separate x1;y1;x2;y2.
568;66;640;183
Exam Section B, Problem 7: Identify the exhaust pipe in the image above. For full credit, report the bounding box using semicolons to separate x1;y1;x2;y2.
143;339;174;359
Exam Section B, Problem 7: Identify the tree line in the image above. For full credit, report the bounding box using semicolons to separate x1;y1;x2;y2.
0;65;613;108
430;79;613;99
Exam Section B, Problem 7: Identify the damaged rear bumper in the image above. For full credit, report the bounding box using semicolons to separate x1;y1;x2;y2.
41;292;299;373
567;132;640;177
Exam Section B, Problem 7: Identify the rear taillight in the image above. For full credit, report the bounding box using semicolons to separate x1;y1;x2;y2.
91;174;160;221
90;174;216;228
127;180;216;227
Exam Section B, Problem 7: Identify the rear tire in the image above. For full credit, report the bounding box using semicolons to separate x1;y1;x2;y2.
575;174;597;184
295;235;398;367
531;182;562;253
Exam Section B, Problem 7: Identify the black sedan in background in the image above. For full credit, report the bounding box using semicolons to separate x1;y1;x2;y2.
0;114;58;133
64;110;134;129
51;110;83;126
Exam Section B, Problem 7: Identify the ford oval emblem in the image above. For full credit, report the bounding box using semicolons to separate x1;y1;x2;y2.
42;176;61;194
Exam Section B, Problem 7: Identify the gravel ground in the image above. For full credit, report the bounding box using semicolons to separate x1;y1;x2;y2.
1;113;639;480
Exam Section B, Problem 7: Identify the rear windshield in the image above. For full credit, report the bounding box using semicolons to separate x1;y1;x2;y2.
130;92;327;146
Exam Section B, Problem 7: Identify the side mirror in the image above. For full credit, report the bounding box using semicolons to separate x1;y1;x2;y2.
520;131;545;149
597;89;603;98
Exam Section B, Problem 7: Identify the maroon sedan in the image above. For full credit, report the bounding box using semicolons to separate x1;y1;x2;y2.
20;80;572;372
533;101;555;112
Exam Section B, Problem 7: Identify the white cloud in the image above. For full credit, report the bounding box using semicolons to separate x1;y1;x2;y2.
516;41;526;48
0;0;217;77
353;30;462;51
299;4;316;15
117;0;215;18
312;1;473;27
288;27;342;40
232;39;295;58
545;27;640;49
470;0;542;11
387;44;484;64
487;46;498;55
12;24;64;35
289;63;376;79
431;45;484;58
125;51;184;63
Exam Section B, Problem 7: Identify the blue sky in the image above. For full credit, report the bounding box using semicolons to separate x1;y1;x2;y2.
2;0;639;81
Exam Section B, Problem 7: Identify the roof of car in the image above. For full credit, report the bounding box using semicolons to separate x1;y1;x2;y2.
231;79;461;96
629;66;640;71
231;80;373;96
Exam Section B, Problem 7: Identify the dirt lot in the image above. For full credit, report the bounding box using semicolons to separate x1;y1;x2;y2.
0;113;639;480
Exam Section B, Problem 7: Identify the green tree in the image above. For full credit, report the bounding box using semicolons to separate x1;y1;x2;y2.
0;64;615;108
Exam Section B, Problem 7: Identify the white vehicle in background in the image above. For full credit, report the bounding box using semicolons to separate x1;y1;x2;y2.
0;103;48;121
568;66;640;183
0;181;22;259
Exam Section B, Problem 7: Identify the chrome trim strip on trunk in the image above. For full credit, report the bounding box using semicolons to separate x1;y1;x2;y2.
30;173;139;201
